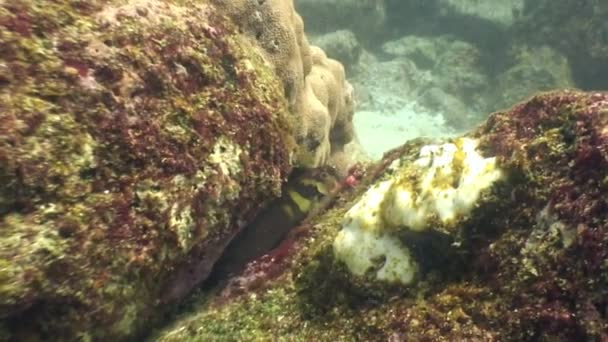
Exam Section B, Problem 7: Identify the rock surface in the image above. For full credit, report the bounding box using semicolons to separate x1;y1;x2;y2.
0;0;354;340
154;91;608;341
515;0;608;89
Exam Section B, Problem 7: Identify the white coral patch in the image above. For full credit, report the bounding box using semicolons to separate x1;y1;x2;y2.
333;137;503;285
343;180;393;233
386;138;502;229
334;179;418;284
333;224;417;284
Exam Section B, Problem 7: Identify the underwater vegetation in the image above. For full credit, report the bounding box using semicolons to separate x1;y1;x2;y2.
0;0;293;339
155;91;608;341
0;0;354;340
1;0;607;341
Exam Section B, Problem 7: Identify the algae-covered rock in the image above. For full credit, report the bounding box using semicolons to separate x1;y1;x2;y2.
0;0;296;339
492;45;575;111
515;0;608;88
155;90;608;341
309;30;361;73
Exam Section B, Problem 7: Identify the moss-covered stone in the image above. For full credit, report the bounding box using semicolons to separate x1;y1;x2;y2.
0;0;295;339
154;90;608;341
515;0;608;89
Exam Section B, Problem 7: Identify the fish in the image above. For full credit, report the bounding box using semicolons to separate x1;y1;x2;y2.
206;165;340;285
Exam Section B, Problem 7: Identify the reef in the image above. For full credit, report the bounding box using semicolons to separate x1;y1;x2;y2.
154;90;608;341
0;0;354;340
515;0;608;89
217;0;356;169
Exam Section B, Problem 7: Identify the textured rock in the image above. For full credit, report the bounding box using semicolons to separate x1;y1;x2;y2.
515;0;608;88
380;35;489;128
0;0;344;339
295;0;386;44
382;35;488;100
216;0;355;170
438;0;524;26
154;90;608;341
418;87;469;129
0;0;357;339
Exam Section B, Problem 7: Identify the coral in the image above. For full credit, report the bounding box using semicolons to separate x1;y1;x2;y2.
333;138;503;284
515;0;608;88
154;90;608;341
213;0;312;107
0;0;298;339
297;46;355;167
215;0;356;170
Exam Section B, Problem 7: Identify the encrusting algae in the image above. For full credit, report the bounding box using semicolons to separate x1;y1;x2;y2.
154;91;608;341
0;0;296;339
1;0;608;340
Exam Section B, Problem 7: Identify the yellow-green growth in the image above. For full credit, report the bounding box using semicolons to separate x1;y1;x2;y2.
333;138;503;285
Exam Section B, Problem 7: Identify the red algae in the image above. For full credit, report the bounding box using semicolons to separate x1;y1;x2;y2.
153;91;608;341
0;0;294;340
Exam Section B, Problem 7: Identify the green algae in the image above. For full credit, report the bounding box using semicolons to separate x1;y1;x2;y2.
153;91;608;341
1;0;295;339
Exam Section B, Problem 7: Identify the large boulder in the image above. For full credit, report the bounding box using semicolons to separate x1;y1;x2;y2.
154;91;608;341
0;0;353;340
515;0;608;89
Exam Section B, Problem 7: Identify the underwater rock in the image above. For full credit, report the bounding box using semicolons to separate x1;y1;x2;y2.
348;48;453;159
350;54;428;113
437;0;524;26
418;87;469;130
382;35;488;97
0;0;353;340
380;35;488;128
295;0;386;45
309;30;361;73
515;0;608;89
333;137;503;285
154;90;608;341
216;0;356;170
492;45;575;111
385;0;523;29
